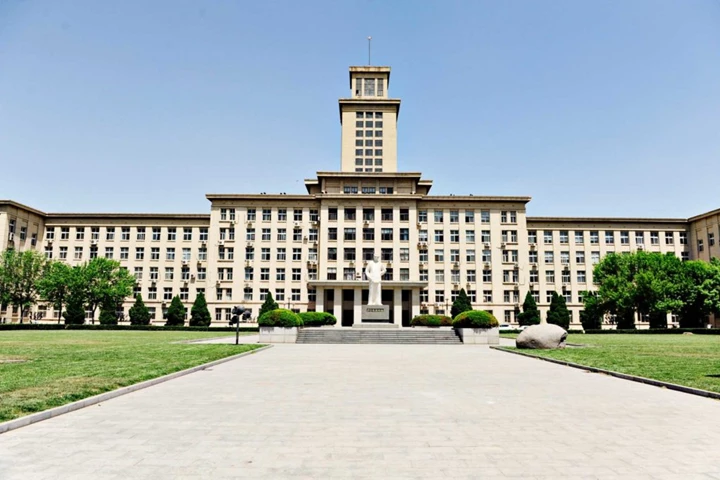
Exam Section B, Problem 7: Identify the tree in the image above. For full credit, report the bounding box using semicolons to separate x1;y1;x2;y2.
451;288;472;318
63;295;86;325
580;291;604;330
517;291;541;326
0;249;47;323
165;295;186;326
37;260;73;324
128;294;151;326
80;258;135;323
189;291;211;327
98;299;118;325
673;259;720;328
547;292;570;330
259;292;279;318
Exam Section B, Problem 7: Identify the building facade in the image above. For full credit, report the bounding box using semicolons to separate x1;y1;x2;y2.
1;65;718;327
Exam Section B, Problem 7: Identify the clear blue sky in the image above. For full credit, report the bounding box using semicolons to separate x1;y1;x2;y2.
1;0;719;218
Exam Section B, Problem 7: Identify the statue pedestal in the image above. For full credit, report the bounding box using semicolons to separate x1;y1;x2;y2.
360;305;390;322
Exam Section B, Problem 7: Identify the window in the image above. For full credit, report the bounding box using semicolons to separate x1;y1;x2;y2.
165;267;174;281
576;251;585;264
399;228;409;241
89;246;98;259
481;249;492;262
247;209;256;221
167;228;177;241
543;231;553;244
651;232;660;245
559;231;569;244
344;228;356;241
502;270;518;283
481;230;491;243
344;248;356;261
76;228;85;241
292;269;302;281
381;208;393;221
679;232;687;245
135;247;145;260
710;232;716;247
528;230;537;244
635;232;644;245
449;249;460;262
277;247;287;261
399;208;409;221
577;270;586;283
435;270;445;282
434;249;444;262
449;230;459;243
419;269;428;281
151;247;160;260
605;231;614;245
480;210;490;224
327;248;337;261
164;288;173;301
381;228;393;241
620;231;630;244
698;239;704;252
546;270;555;284
466;249;476;262
244;288;253;301
434;230;444;243
292;248;302;261
591;252;601;264
198;247;207;261
166;248;175;261
502;250;518;263
418;210;428;223
465;230;475;243
560;251;570;264
529;251;538;263
120;247;129;260
197;267;206;280
328;208;338;221
261;248;271;261
574;231;584;244
294;209;303;222
277;228;286;242
260;268;270;281
483;290;493;302
262;228;271;241
344;207;357;220
589;231;599;245
434;210;444;223
501;230;517;243
665;232;674;245
262;209;271;221
182;228;192;241
327;267;337;280
276;268;286;281
482;269;492;282
278;209;288;221
544;251;554;264
60;227;70;240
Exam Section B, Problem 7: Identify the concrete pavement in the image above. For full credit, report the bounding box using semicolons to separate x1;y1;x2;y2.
1;343;719;479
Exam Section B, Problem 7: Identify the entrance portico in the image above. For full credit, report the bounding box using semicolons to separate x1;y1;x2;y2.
308;281;426;327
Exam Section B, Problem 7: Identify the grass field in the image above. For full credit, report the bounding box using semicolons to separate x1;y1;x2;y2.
0;331;262;422
500;334;720;394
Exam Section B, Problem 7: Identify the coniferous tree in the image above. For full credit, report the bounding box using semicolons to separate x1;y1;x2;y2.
128;294;151;325
189;291;212;327
547;292;571;330
63;296;86;325
517;291;541;326
98;299;118;325
259;292;279;318
165;296;186;326
451;289;473;318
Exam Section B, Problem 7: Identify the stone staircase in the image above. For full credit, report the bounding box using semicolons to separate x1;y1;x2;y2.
296;328;463;344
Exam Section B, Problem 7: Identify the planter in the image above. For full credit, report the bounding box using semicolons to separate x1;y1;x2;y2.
456;327;499;345
259;326;298;343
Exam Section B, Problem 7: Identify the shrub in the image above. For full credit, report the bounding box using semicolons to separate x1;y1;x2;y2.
128;294;151;326
98;300;118;325
259;292;279;318
165;296;186;327
547;292;570;330
298;311;337;326
189;291;212;327
452;310;499;329
63;296;86;325
451;289;472;318
518;291;541;326
410;315;453;327
258;309;303;327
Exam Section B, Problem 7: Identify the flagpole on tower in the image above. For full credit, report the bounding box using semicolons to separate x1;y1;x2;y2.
368;36;372;65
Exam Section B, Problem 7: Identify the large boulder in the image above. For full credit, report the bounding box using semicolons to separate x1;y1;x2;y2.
516;323;567;349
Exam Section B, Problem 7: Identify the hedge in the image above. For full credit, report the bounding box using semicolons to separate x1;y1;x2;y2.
298;311;337;327
499;328;585;335
410;315;453;327
452;310;499;329
583;328;720;335
258;309;304;327
0;324;259;332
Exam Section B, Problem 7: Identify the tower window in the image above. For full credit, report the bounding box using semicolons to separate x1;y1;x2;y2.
355;158;363;166
356;112;364;118
375;112;383;118
363;78;375;96
355;121;363;128
365;121;373;128
377;79;384;96
356;130;363;137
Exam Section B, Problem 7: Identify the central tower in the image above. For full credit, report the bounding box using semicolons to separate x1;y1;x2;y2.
339;66;401;173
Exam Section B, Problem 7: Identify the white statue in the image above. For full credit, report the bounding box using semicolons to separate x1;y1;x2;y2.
365;255;386;306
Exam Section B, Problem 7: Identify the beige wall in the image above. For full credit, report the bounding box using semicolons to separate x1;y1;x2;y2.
689;209;720;263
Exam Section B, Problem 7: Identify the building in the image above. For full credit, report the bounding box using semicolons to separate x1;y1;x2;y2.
1;65;718;327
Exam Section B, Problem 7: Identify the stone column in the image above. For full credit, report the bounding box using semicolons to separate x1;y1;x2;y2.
353;287;362;325
316;288;324;313
333;287;342;326
411;289;420;319
393;288;402;326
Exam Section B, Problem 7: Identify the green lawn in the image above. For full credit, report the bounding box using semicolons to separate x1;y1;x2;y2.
501;334;720;394
0;331;262;422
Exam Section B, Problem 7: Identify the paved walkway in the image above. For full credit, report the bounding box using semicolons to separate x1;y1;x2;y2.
1;344;720;479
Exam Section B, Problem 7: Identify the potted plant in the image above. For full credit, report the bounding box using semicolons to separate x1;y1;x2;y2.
452;310;500;345
258;309;304;343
